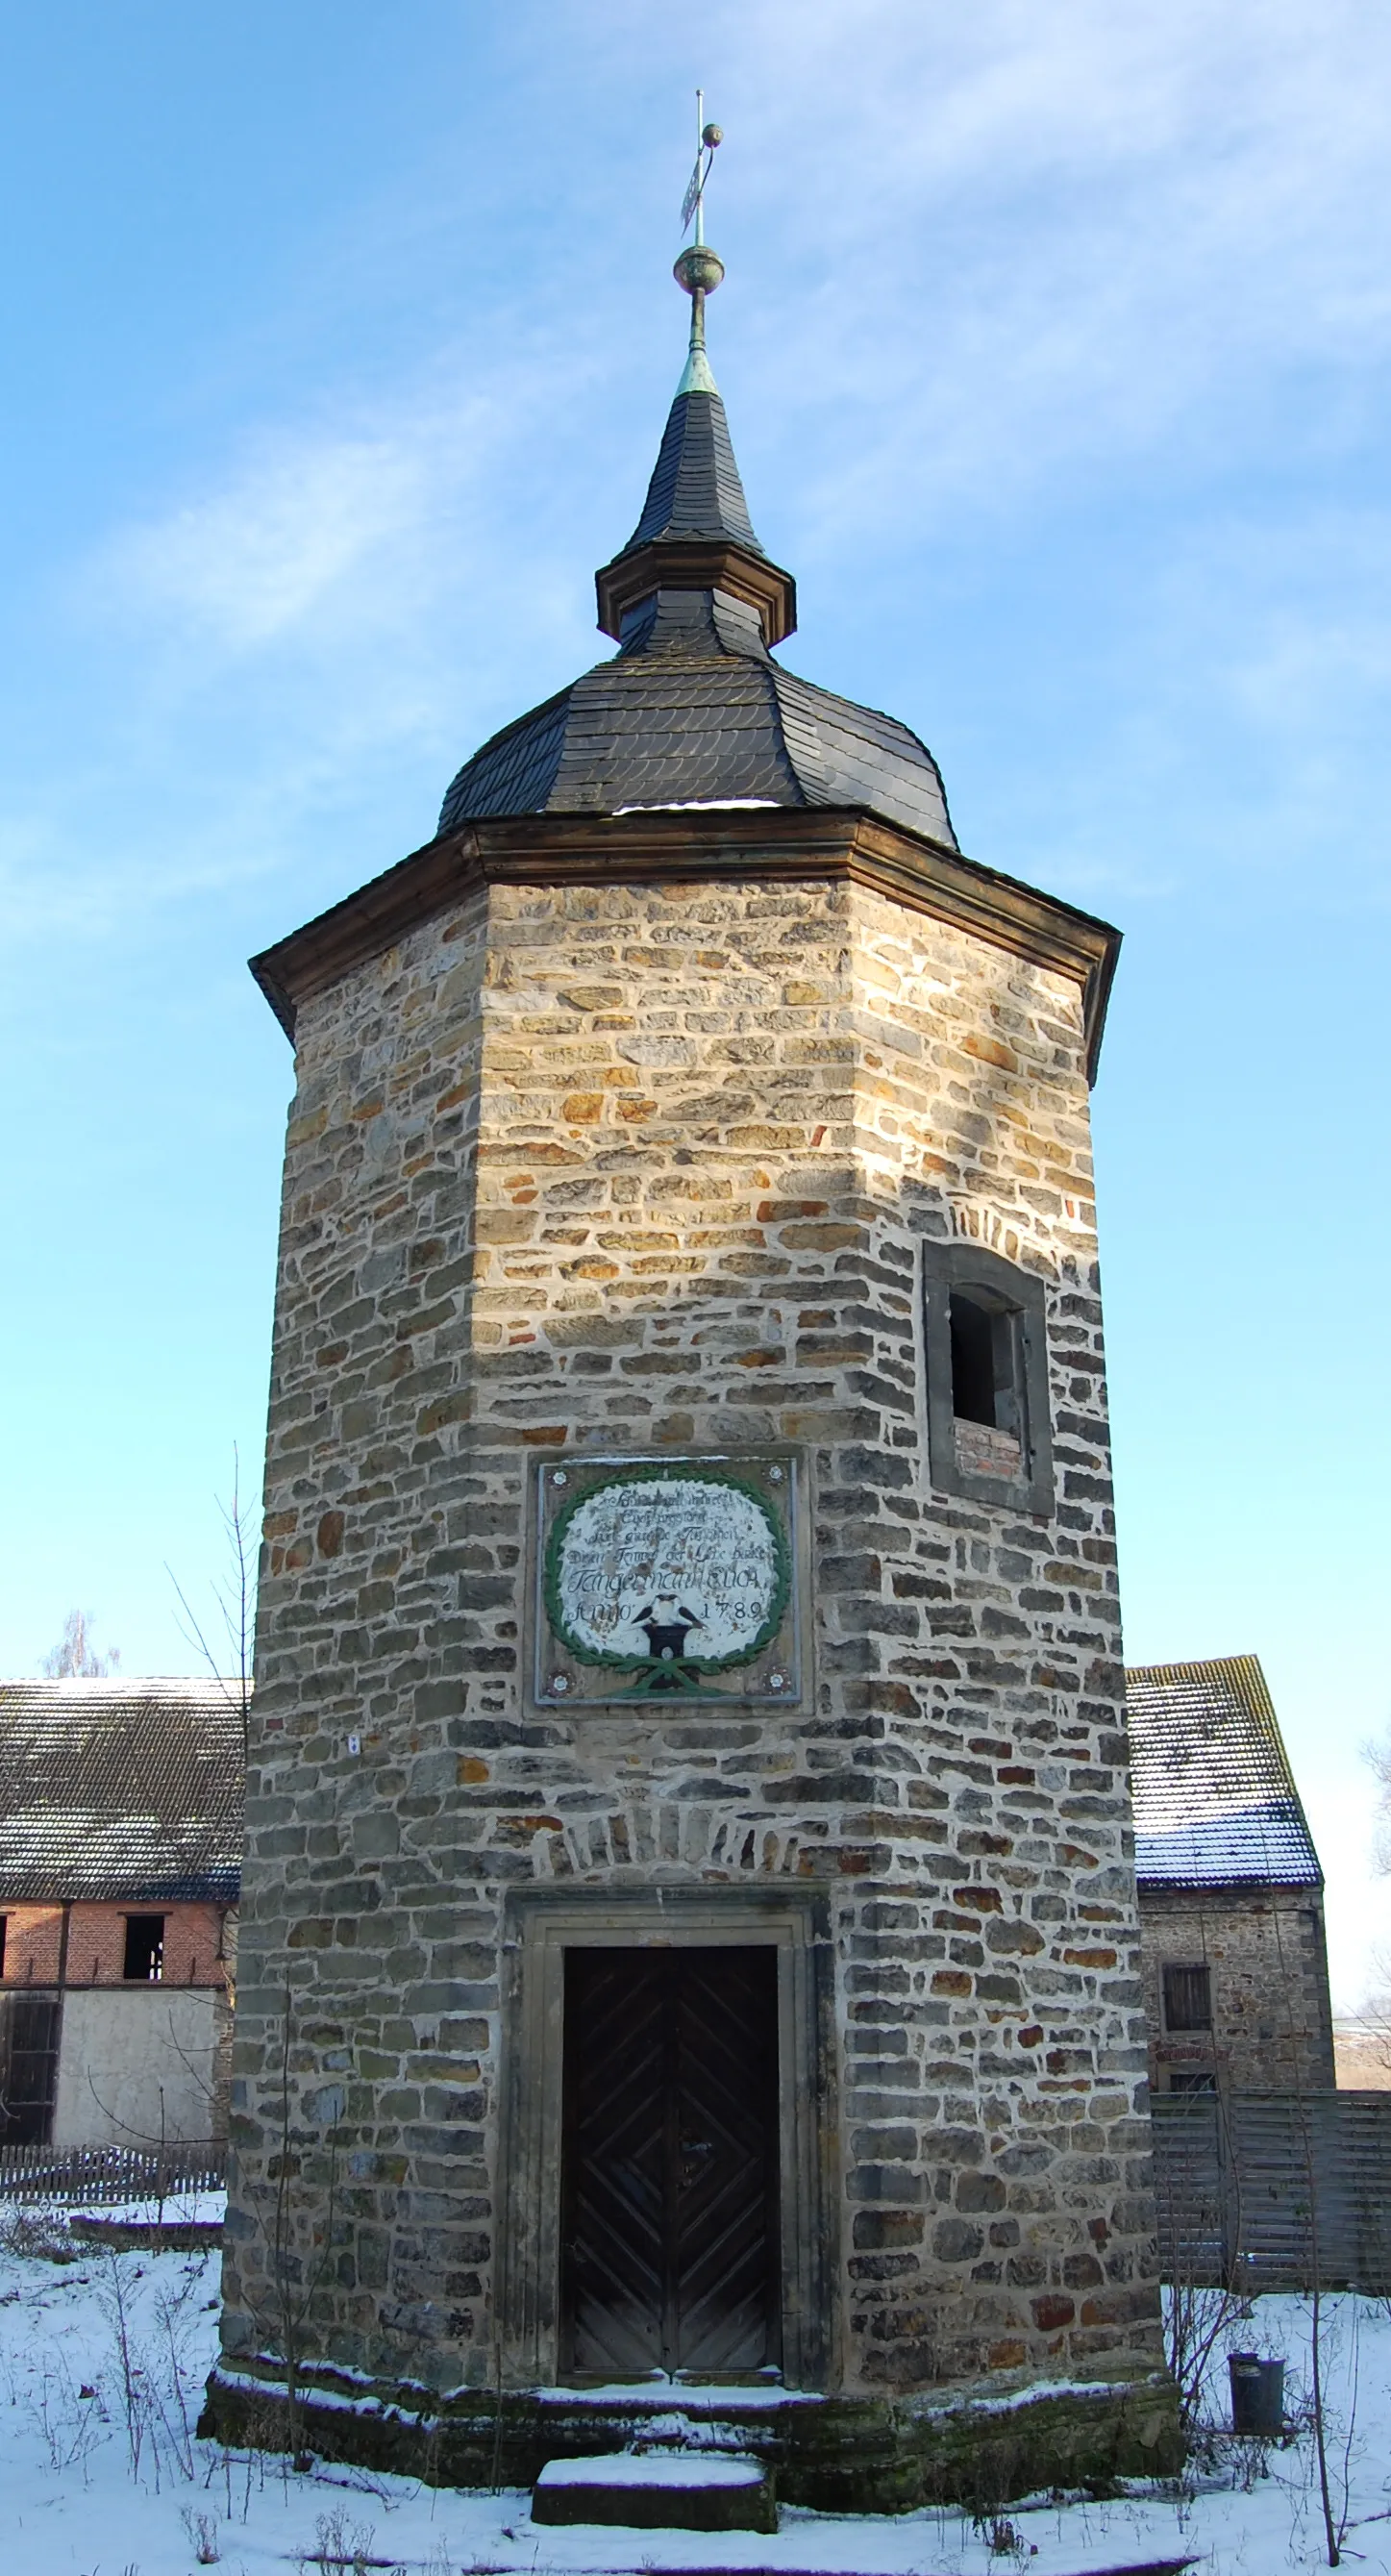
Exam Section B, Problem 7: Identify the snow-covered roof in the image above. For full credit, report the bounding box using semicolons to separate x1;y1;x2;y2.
1126;1654;1321;1891
0;1679;243;1905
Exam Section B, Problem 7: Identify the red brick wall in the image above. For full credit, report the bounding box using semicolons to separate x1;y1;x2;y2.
0;1904;62;1982
0;1901;231;1988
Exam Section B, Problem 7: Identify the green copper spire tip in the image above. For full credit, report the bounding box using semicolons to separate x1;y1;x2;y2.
676;337;719;397
674;241;725;397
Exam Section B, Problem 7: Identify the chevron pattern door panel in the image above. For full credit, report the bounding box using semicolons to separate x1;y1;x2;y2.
559;1951;669;2376
559;1946;780;2377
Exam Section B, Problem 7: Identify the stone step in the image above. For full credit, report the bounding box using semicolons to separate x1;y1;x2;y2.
531;2448;777;2532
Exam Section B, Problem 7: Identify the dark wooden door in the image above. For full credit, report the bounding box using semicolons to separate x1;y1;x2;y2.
0;1993;61;2144
559;1946;780;2378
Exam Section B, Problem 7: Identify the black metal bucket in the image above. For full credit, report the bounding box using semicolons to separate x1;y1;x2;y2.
1229;2351;1285;2435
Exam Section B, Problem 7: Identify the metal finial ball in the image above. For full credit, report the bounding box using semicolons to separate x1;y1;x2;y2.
674;243;725;297
702;123;723;148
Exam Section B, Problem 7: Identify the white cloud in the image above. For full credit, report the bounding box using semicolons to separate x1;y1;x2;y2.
91;428;439;652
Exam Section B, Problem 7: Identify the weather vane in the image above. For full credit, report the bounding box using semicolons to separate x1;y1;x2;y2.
680;88;722;246
673;89;725;395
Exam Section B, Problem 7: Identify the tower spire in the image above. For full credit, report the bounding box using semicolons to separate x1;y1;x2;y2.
592;107;797;649
436;109;959;845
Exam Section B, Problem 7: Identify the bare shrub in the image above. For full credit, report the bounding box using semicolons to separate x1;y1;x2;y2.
26;2345;107;2476
181;2506;220;2563
299;2508;402;2574
96;2245;212;2489
1165;2277;1254;2427
0;2201;79;2263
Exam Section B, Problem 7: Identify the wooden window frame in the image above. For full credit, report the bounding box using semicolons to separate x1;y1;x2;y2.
922;1240;1054;1514
1162;1960;1213;2034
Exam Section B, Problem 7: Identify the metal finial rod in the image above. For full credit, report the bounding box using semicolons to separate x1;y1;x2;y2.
679;88;722;245
674;93;725;395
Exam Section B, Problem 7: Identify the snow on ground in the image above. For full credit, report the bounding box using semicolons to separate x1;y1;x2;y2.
3;2196;1391;2576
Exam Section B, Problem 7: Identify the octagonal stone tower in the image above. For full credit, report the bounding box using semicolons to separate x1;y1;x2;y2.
209;249;1177;2503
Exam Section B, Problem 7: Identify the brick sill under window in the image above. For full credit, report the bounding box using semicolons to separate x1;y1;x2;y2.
953;1417;1023;1481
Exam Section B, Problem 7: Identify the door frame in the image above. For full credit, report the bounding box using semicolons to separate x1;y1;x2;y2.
499;1885;837;2390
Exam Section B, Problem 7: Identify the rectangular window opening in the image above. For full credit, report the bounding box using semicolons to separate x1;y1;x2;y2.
1167;2069;1218;2094
949;1290;998;1426
123;1916;165;1984
1162;1962;1212;2033
949;1288;1026;1482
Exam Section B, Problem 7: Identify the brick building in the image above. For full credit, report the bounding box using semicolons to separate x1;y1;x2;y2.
0;1680;240;2148
1127;1655;1334;2095
211;237;1179;2501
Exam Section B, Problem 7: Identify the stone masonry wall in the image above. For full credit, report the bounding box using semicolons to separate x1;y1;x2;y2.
223;865;1163;2401
1138;1885;1335;2092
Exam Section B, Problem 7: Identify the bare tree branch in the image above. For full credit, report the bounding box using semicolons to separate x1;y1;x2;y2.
166;1445;256;1777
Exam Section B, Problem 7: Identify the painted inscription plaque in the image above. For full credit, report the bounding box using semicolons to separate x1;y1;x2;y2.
533;1455;803;1708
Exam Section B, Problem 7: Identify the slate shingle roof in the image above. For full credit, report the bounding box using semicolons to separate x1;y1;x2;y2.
436;381;957;850
0;1680;244;1905
438;581;956;845
1125;1654;1321;1890
617;385;762;555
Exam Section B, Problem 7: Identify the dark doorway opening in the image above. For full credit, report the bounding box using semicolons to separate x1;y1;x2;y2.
559;1945;781;2380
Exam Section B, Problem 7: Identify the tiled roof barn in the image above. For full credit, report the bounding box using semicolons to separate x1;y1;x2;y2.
1126;1653;1322;1889
0;1679;243;1906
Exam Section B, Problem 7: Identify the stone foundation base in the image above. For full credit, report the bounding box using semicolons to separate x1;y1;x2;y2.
199;2365;1182;2513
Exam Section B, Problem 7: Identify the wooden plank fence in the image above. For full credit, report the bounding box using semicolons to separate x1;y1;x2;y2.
0;2140;225;2205
1152;2090;1391;2292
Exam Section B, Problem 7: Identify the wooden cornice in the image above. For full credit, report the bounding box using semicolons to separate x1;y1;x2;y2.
250;806;1121;1083
595;538;798;647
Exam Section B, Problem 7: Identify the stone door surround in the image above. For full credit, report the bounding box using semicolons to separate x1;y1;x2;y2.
498;1884;837;2390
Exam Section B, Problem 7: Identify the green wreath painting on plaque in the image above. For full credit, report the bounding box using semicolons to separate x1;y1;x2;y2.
535;1459;799;1705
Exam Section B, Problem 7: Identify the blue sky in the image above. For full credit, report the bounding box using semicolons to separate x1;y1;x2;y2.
2;1;1388;2005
